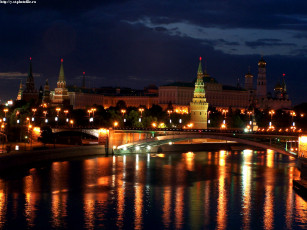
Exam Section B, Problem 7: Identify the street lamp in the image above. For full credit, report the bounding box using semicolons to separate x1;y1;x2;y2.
113;121;118;128
222;109;228;126
269;110;275;127
64;110;69;123
167;110;173;124
43;110;48;123
91;108;96;117
70;119;74;127
32;108;37;122
139;108;144;117
3;108;8;122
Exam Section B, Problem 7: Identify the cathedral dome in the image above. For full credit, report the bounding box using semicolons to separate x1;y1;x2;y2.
258;57;266;67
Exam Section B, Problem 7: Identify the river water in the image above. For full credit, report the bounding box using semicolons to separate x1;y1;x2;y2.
0;149;306;229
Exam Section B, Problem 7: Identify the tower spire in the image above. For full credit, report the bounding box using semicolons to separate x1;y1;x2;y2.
197;57;203;74
82;71;85;88
58;58;65;82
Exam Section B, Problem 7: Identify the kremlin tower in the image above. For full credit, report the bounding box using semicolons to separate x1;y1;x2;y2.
190;57;209;129
22;57;39;102
52;58;69;105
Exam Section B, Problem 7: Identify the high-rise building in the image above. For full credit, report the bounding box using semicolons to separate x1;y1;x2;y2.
190;57;209;129
256;57;267;99
52;59;69;105
22;57;39;102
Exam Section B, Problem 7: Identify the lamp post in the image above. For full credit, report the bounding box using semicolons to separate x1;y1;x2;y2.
222;109;228;127
3;108;8;122
70;119;74;128
139;108;144;123
43;110;48;123
121;109;126;124
32;108;37;122
167;110;173;124
269;110;275;127
64;110;69;124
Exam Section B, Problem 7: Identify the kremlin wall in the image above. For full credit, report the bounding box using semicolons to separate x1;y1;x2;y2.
18;57;291;112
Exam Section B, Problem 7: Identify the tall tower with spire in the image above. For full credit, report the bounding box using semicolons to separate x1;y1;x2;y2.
190;57;209;129
22;57;39;102
16;80;23;101
256;57;267;99
53;58;69;104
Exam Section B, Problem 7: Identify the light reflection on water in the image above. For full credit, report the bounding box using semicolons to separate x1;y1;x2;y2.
0;149;305;229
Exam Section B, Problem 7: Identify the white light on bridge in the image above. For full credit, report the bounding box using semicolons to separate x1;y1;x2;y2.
89;117;94;122
136;146;140;151
66;118;69;122
31;117;34;122
147;146;151;150
139;118;141;122
208;119;210;124
17;119;20;124
55;117;58;121
124;118;126;123
45;119;48;123
179;119;182;124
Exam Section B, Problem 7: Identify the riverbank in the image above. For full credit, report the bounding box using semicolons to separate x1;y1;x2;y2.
0;145;105;172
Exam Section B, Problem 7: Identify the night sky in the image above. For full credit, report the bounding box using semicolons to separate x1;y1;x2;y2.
1;0;307;105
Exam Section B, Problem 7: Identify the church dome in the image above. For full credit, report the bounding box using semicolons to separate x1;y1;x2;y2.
258;57;266;67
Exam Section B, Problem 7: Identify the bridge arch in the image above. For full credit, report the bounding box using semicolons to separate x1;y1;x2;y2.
116;133;296;157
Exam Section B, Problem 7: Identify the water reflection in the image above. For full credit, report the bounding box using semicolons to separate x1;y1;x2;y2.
0;149;305;229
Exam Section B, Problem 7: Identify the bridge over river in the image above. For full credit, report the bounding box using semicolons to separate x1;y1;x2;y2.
52;127;300;157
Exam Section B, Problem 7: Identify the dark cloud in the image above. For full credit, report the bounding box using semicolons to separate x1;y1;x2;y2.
245;39;297;49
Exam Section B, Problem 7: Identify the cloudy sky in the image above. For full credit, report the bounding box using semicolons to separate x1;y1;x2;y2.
0;0;307;104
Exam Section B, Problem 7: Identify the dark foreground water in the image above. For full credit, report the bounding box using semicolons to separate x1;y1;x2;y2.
0;149;306;229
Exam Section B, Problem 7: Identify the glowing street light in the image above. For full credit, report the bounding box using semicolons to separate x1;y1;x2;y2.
56;107;61;115
139;108;144;117
91;108;96;117
152;122;157;128
3;108;8;117
113;121;118;128
70;119;74;127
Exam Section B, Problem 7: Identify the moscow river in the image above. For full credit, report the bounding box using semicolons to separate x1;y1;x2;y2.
0;149;306;229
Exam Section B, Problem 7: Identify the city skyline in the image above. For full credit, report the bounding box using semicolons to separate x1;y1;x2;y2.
1;0;307;104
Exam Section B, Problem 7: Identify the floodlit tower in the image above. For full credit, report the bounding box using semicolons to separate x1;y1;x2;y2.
190;57;209;129
52;58;69;104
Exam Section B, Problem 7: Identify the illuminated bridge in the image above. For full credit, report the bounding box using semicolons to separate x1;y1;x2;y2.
52;127;301;157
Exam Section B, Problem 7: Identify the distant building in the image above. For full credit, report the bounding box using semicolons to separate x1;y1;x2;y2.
22;58;39;102
159;60;250;111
